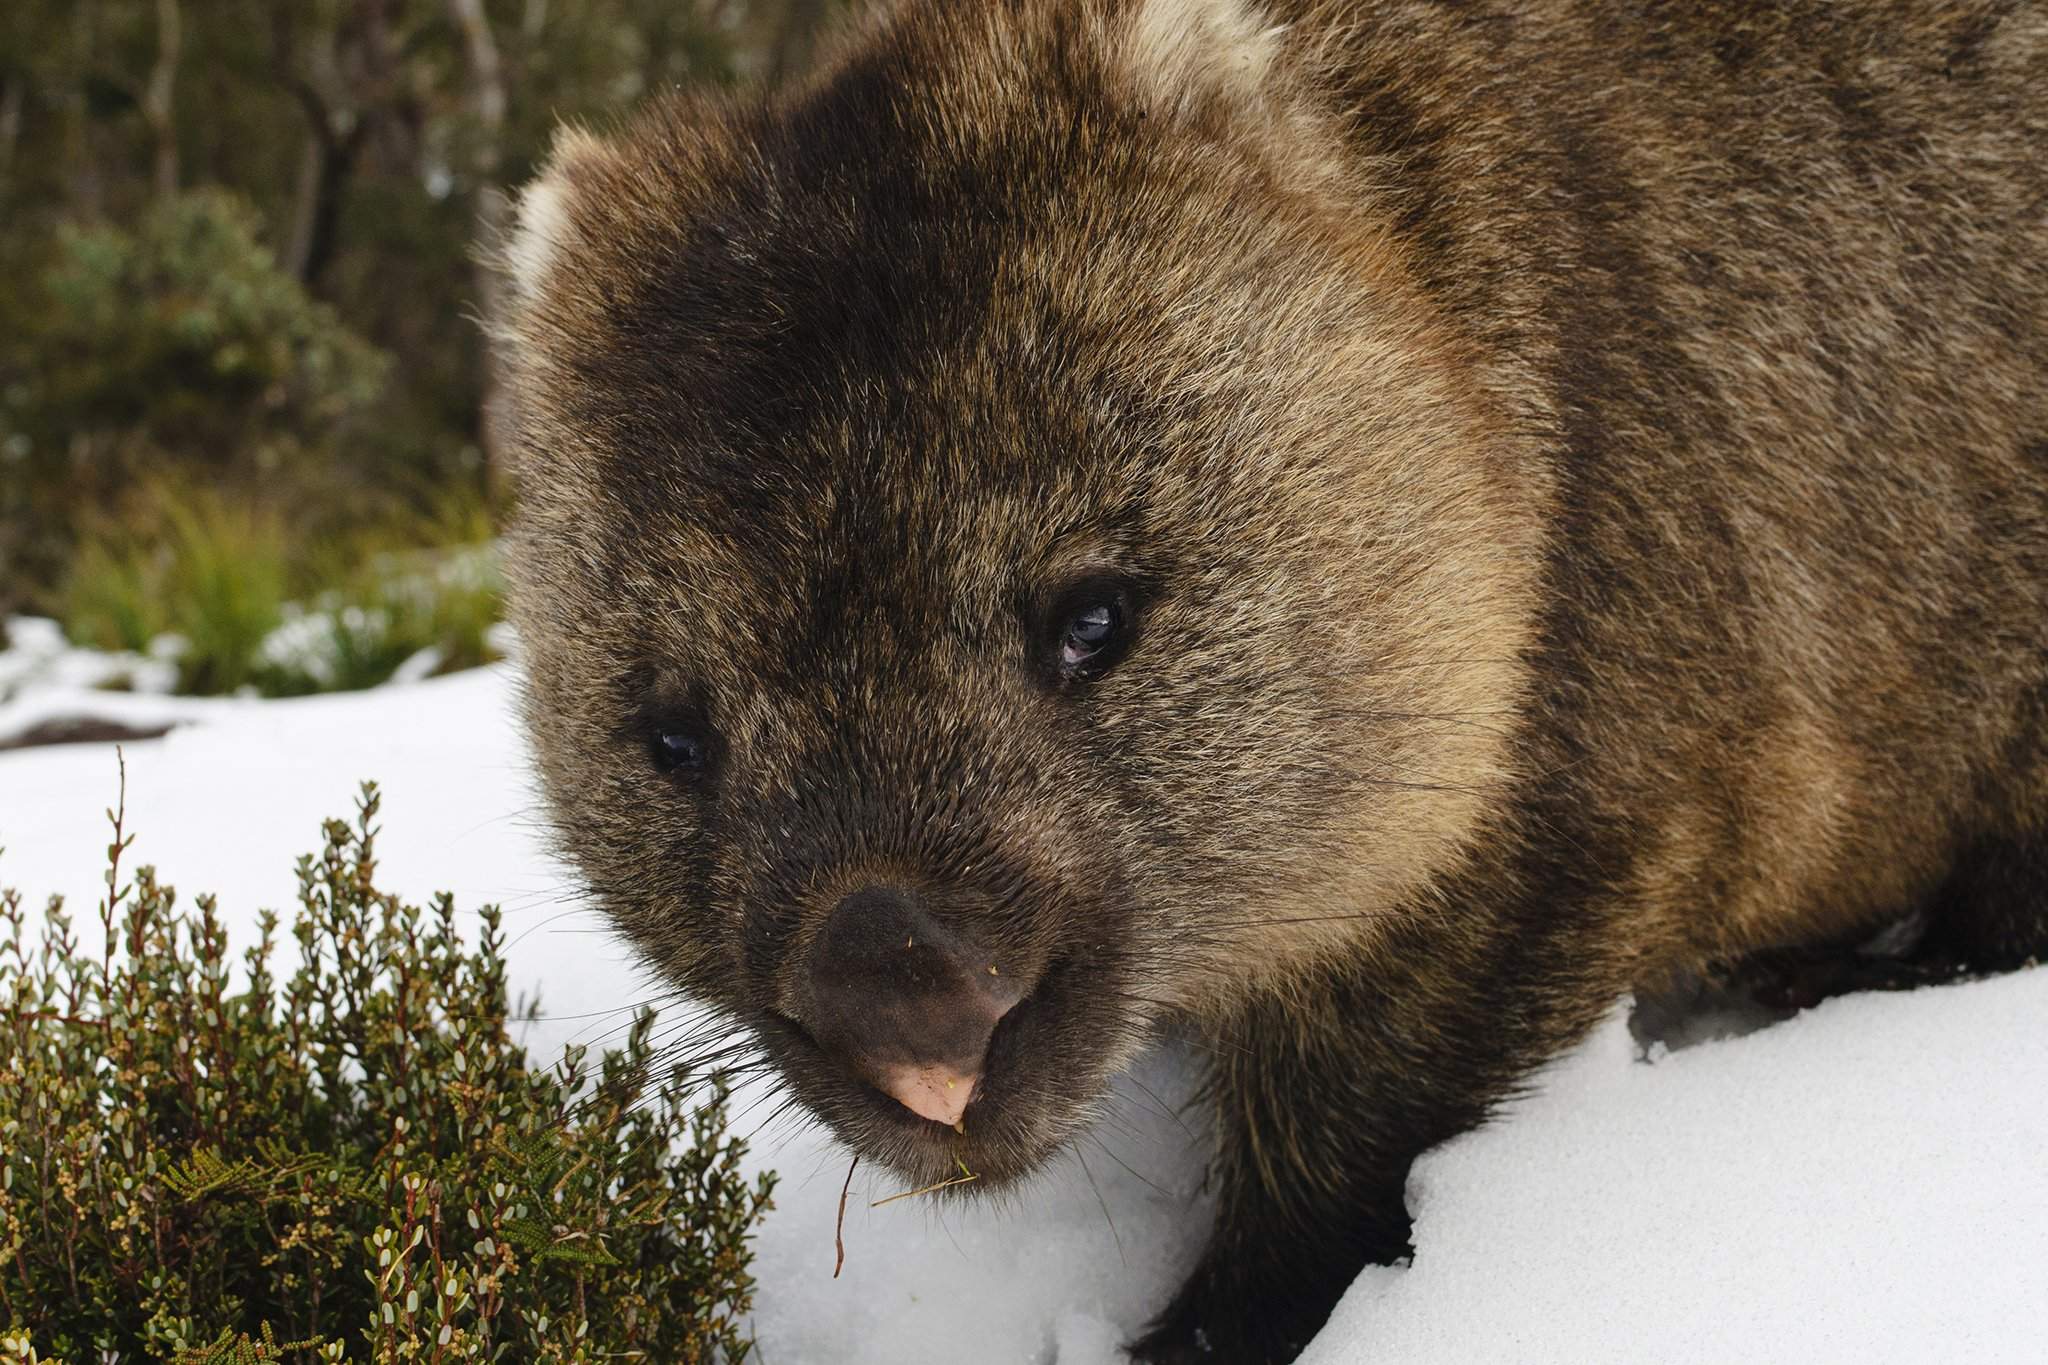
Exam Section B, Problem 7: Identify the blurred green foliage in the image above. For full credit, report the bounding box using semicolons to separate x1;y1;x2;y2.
59;481;507;696
60;487;288;661
0;0;841;648
0;782;775;1360
15;190;389;465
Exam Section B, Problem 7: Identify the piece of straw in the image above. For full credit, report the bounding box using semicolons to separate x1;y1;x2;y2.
869;1155;979;1208
833;1155;858;1278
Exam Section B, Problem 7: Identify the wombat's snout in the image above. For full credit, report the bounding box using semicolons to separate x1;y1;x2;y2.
804;886;1024;1127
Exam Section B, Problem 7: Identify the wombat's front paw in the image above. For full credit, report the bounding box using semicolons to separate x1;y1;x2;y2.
1125;1323;1208;1365
1126;1307;1236;1365
1127;1269;1316;1365
1723;945;1966;1012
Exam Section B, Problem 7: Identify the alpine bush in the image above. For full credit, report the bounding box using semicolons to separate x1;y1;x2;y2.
0;780;773;1362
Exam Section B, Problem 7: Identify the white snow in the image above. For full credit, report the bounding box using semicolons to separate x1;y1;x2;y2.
0;616;179;704
2;661;2043;1363
1302;979;2048;1365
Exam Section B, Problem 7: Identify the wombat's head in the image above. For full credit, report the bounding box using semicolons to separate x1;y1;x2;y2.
496;0;1538;1189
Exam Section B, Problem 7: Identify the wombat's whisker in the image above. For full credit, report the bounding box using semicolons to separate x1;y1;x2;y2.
1084;1129;1178;1201
1110;1073;1198;1139
1070;1144;1128;1267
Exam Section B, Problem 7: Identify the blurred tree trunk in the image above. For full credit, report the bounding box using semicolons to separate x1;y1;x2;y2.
0;78;22;184
447;0;506;140
65;2;103;216
276;6;349;283
142;0;183;199
274;0;407;287
284;117;366;286
447;0;513;485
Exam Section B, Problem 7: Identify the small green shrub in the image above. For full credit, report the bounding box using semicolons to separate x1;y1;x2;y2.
157;498;293;697
258;547;505;698
58;487;291;696
0;780;774;1362
56;483;504;699
55;535;173;658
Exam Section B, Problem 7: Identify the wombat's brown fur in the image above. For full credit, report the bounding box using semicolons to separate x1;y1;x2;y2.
494;1;2048;1358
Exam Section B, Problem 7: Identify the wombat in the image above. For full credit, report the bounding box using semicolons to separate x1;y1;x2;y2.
493;1;2048;1359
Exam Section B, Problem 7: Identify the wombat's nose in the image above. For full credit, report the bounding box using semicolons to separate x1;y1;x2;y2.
806;886;1022;1126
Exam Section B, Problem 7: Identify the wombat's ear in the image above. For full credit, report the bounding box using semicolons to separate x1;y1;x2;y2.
1112;0;1349;179
484;124;628;486
498;125;614;310
1118;0;1299;114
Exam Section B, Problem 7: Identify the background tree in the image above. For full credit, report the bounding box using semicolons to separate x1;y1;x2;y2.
0;0;845;618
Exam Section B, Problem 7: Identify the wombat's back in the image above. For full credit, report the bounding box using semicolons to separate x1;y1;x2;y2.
1298;0;2048;965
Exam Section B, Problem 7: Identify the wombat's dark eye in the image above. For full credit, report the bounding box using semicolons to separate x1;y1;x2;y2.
1061;601;1121;666
650;724;712;775
1042;575;1139;682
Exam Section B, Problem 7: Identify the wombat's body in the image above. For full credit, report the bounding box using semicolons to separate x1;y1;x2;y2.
497;2;2048;1358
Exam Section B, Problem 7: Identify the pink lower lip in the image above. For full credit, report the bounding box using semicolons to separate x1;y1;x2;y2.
875;1061;979;1127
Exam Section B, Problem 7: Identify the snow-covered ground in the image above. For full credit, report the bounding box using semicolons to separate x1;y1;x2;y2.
2;659;2043;1362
